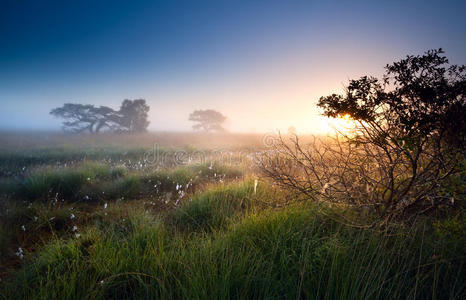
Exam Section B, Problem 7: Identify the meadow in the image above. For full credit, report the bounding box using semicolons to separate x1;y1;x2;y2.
0;132;464;299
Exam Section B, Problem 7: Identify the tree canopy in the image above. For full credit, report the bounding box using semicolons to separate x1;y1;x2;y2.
51;99;150;133
318;49;465;147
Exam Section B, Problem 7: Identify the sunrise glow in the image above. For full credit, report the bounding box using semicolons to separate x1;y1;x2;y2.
318;114;357;135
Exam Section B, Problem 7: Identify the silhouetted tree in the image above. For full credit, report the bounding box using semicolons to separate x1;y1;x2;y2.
117;99;150;133
259;49;465;223
318;48;465;148
189;109;227;132
50;104;101;133
51;99;150;133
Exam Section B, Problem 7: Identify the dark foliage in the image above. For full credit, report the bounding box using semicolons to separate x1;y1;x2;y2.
260;49;465;222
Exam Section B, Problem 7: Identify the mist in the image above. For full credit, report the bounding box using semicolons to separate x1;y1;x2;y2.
1;0;465;133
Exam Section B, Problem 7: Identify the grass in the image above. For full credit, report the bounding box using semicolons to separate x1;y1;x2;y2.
18;163;126;201
167;180;257;231
0;140;464;299
2;161;244;203
2;201;464;299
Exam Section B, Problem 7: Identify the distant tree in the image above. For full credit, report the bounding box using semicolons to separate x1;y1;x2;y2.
93;106;121;133
117;99;150;133
189;109;227;132
51;99;150;134
50;104;100;133
287;126;297;135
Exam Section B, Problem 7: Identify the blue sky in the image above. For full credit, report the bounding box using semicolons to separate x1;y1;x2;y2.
1;0;465;132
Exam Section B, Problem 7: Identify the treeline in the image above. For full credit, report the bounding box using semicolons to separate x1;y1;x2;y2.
51;99;230;134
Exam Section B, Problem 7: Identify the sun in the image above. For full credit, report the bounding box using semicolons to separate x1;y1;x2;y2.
319;114;357;134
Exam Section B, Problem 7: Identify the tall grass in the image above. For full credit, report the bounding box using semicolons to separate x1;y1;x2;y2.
2;161;244;203
0;139;464;299
2;200;464;299
19;163;125;201
167;181;257;231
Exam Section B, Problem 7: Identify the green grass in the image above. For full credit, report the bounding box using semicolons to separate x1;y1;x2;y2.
167;180;257;231
1;161;245;203
18;163;125;201
2;195;464;299
0;144;464;299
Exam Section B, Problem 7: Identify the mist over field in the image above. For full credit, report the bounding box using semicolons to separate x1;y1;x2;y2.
1;1;465;299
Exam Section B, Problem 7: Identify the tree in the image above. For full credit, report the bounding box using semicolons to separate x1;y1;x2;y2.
287;126;297;135
117;99;150;133
50;104;101;133
51;99;150;133
189;109;227;132
259;49;465;223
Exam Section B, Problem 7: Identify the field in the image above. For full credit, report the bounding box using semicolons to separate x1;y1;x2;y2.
0;132;464;299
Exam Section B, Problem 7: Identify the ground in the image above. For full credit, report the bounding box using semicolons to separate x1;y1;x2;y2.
0;132;464;299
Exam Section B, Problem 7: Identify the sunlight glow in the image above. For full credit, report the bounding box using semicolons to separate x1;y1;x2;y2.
319;114;357;135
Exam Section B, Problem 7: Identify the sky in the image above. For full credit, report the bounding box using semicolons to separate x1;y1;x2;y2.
1;0;465;133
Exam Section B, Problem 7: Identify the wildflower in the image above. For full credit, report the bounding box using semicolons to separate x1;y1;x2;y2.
34;216;38;221
21;225;26;231
75;233;81;238
70;213;75;220
104;203;108;209
72;225;78;232
87;177;91;181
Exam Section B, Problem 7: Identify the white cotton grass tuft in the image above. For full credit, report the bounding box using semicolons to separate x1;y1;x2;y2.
72;225;78;232
15;247;24;259
70;213;75;219
21;225;26;231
